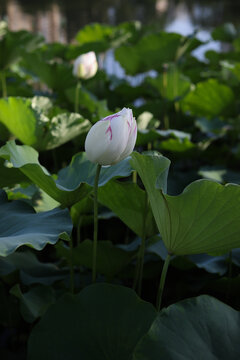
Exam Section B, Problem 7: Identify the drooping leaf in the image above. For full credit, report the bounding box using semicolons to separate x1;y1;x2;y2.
0;190;72;256
57;151;133;188
0;142;132;207
188;253;229;275
133;295;240;360
0;251;67;285
0;158;29;188
28;283;157;360
131;152;240;255
10;284;55;323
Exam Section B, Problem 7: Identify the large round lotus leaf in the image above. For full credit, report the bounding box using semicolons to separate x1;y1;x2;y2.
133;295;240;360
28;283;157;360
0;190;72;256
131;152;240;255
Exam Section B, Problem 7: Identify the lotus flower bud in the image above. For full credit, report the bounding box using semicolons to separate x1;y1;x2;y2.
85;108;137;166
73;51;98;80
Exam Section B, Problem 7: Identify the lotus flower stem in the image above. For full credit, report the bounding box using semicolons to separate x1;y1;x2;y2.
77;217;83;246
156;253;171;311
75;80;81;113
1;72;7;98
69;235;74;293
133;191;148;295
92;164;102;283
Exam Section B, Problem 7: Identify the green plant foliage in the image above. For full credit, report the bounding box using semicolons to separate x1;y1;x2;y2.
159;137;195;153
115;32;183;75
2;21;240;358
28;283;157;360
57;240;134;278
133;295;240;360
212;23;237;42
0;190;72;256
74;22;141;54
131;152;240;255
21;52;76;91
147;65;191;101
0;29;44;70
98;180;157;237
181;79;235;118
76;23;114;45
0;158;29;188
0;96;91;150
57;151;133;188
0;142;132;207
10;284;55;323
0;251;68;285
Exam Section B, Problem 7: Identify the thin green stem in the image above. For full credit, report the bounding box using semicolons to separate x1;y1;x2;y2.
92;164;102;283
77;217;82;246
132;170;137;184
226;250;233;301
156;253;171;311
69;236;74;294
163;115;169;130
1;72;7;97
134;192;148;295
228;250;233;278
75;80;81;113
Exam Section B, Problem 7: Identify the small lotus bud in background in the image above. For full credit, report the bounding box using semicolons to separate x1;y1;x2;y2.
73;51;98;80
85;108;137;166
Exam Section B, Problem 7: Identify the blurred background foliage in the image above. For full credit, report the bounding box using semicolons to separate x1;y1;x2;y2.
1;1;240;359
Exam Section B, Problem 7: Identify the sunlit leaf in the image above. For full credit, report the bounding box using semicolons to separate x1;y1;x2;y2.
0;96;91;150
131;152;240;255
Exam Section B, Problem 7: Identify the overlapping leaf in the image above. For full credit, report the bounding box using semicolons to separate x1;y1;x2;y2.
131;152;240;255
133;296;240;360
0;141;133;207
181;79;235;118
98;180;157;237
0;190;72;256
28;283;156;360
0;96;91;150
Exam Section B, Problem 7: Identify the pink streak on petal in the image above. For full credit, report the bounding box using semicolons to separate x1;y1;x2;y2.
100;114;120;122
133;123;137;135
105;125;113;140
